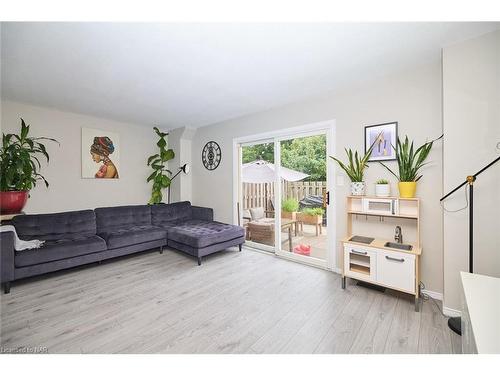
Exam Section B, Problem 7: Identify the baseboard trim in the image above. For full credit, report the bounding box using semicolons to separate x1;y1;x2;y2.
443;306;461;317
421;289;443;301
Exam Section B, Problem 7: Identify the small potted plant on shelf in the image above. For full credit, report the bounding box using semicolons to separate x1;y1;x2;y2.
0;118;59;215
281;197;299;220
375;178;390;197
330;142;375;196
380;135;442;198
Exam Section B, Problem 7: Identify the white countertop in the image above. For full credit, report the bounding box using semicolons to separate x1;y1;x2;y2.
461;272;500;354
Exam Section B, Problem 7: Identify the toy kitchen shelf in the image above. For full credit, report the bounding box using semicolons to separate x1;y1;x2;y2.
341;195;422;311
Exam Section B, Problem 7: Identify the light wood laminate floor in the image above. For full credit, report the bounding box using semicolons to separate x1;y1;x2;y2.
0;247;461;354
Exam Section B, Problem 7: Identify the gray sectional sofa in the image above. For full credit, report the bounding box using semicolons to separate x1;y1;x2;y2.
0;201;245;294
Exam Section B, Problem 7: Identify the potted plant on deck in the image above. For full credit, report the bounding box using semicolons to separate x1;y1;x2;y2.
297;207;324;236
281;197;299;220
329;142;375;196
380;135;442;198
0;118;58;215
375;178;390;197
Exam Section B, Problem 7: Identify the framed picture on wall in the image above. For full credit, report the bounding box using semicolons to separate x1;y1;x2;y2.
364;122;398;162
81;128;120;178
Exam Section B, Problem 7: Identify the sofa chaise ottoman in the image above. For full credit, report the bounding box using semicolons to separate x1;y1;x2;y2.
151;202;245;265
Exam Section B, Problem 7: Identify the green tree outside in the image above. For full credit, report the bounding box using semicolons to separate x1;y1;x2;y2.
242;135;326;181
242;142;274;164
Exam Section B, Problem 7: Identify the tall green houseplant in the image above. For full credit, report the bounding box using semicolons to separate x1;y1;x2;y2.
0;118;59;214
147;127;175;204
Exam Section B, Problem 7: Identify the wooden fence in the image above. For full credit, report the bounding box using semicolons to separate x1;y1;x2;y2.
242;181;326;210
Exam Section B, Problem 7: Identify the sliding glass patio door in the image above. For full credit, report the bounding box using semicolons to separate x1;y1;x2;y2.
274;132;330;268
236;124;335;270
238;140;277;253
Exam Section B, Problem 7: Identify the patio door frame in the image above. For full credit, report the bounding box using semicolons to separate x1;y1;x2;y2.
233;120;337;271
236;138;276;254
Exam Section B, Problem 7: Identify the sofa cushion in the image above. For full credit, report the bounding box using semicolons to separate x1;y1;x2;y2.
95;205;152;233
12;210;97;241
151;201;192;226
98;225;167;250
15;235;107;267
154;219;186;232
167;220;244;248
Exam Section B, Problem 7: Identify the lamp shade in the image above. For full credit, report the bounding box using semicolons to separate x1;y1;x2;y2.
180;163;190;174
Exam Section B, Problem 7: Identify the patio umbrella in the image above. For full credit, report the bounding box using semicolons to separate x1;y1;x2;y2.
241;159;309;183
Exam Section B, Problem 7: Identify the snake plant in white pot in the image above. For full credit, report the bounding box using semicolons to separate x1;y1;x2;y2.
330;142;375;196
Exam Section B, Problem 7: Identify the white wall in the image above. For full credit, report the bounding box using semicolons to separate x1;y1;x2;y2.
190;62;444;294
442;30;500;311
168;126;194;203
0;101;160;213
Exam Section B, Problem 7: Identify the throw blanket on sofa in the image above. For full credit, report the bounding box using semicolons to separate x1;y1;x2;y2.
0;225;45;251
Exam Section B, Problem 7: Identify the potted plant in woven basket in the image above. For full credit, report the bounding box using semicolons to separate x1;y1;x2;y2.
297;207;325;236
298;207;324;225
0;118;58;214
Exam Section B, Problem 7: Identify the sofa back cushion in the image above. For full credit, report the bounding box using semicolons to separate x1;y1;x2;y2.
95;205;152;233
151;201;192;226
12;210;97;241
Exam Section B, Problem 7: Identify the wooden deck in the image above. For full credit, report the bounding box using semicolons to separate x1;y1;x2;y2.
248;223;328;260
290;224;327;260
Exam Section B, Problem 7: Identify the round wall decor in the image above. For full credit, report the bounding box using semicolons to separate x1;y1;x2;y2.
202;141;222;170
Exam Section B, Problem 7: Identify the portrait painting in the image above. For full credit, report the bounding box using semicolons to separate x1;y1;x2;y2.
81;128;120;178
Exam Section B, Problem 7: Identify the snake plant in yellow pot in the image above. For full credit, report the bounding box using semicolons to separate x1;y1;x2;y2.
380;135;442;198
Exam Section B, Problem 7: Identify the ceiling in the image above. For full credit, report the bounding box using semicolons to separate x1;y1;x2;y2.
2;22;499;128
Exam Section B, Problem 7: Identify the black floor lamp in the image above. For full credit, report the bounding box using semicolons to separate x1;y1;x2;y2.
167;163;190;204
440;154;500;336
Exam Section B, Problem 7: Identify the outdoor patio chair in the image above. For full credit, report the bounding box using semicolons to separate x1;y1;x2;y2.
248;206;274;220
242;209;252;239
247;221;274;246
242;207;273;240
246;221;292;251
249;207;266;221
